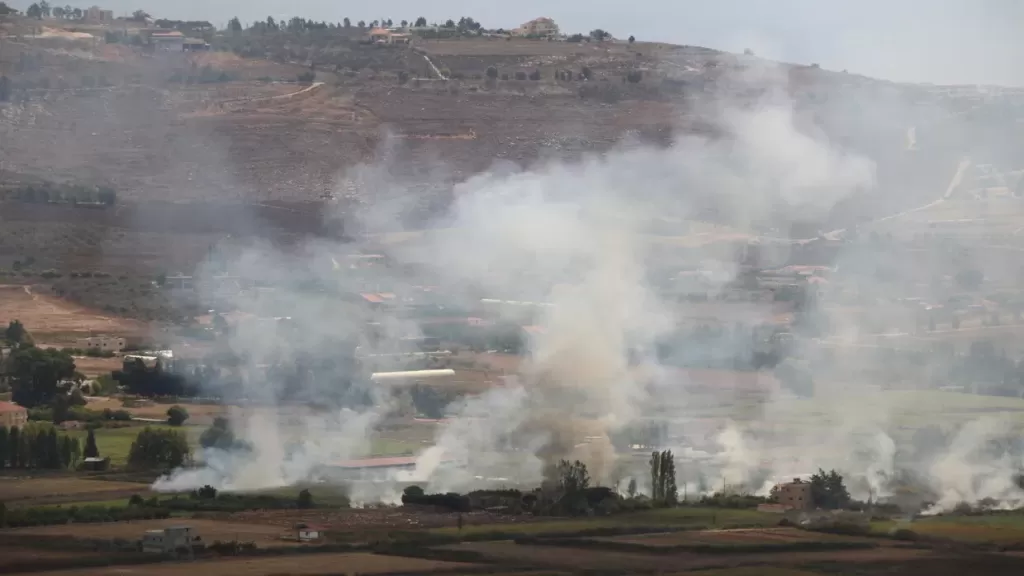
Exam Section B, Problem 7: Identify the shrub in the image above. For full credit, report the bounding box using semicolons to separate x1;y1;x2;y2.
514;71;527;81
297;489;314;509
528;69;541;81
485;66;498;79
401;491;470;512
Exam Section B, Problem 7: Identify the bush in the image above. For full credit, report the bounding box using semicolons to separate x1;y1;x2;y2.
401;491;470;512
514;71;527;81
626;70;643;83
166;405;189;426
528;69;541;81
297;489;314;509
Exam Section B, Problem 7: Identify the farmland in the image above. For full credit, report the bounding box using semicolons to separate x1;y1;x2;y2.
0;476;150;504
5;518;298;548
21;553;477;576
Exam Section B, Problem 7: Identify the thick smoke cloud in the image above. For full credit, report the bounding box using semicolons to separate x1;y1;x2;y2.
151;59;1024;514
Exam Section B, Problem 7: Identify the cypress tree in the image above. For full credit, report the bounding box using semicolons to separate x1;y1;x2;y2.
0;426;7;469
47;428;61;469
84;428;99;459
8;427;19;468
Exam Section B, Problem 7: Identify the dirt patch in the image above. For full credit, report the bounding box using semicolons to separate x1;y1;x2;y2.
599;528;877;547
72;356;123;377
24;552;474;576
86;397;225;424
448;541;936;572
0;285;148;342
3;518;296;548
0;544;104;571
0;476;149;502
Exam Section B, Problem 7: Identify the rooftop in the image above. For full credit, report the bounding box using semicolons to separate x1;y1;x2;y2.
0;401;27;413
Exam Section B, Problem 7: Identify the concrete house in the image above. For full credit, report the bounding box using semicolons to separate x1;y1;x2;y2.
76;335;126;353
0;401;28;428
776;479;814;511
142;526;200;554
512;17;559;38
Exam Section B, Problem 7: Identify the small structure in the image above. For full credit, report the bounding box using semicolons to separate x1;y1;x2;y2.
82;456;110;471
149;30;185;52
76;335;126;353
368;28;410;45
142;526;200;555
776;479;814;511
295;523;326;542
0;401;28;428
183;38;210;51
85;6;114;21
512;17;560;38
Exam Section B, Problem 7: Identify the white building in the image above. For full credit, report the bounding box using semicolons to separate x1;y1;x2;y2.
142;526;200;554
76;335;126;353
512;17;559;38
150;31;185;52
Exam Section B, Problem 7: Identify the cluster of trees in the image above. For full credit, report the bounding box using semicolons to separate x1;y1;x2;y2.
7;345;78;408
648;450;678;506
127;427;189;469
2;501;170;528
0;424;81;469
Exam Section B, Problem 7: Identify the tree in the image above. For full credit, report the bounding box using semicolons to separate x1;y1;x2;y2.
166;405;189;426
589;29;611;41
556;459;590;494
228;17;242;32
60;434;73;468
357;20;365;28
628;35;635;44
297;488;313;508
809;469;850;510
4;320;30;345
627;477;637;498
199;416;241;450
9;347;76;408
0;427;7;469
444;19;455;28
84;428;99;458
414;16;427;27
52;6;64;19
127;427;189;469
8;427;19;468
26;3;42;19
39;0;50;17
71;6;80;19
400;19;408;28
486;66;498;80
649;450;677;506
343;17;351;28
131;10;149;22
0;2;17;16
46;427;60;468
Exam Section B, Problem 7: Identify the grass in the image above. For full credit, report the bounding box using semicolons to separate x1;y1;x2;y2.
872;512;1024;544
67;424;204;466
429;507;778;538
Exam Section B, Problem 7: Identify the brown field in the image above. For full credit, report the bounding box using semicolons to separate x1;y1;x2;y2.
85;397;226;423
225;508;533;533
0;544;104;571
595;527;876;547
4;518;297;548
0;284;148;342
23;553;475;576
445;541;934;572
72;356;123;377
0;476;149;502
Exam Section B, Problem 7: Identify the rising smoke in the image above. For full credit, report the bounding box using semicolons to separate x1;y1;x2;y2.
151;57;1024;513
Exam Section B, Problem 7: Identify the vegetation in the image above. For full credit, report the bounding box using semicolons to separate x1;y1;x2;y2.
127;427;190;469
8;346;76;408
166;405;189;426
809;469;851;509
5;182;116;206
649;450;678;506
0;423;81;469
2;502;171;528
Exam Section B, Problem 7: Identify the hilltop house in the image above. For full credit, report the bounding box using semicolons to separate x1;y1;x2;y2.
85;6;114;22
76;335;126;353
512;17;559;38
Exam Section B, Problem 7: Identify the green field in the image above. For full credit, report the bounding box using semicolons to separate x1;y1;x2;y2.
67;424;204;466
874;512;1024;544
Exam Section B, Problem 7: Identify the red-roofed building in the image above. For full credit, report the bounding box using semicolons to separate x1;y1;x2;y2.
0;401;28;427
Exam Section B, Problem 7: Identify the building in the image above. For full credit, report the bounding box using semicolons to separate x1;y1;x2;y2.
85;6;114;21
512;17;559;38
368;28;410;45
76;335;126;353
775;479;814;511
149;30;185;52
183;38;210;51
295;523;326;542
82;456;110;471
142;526;201;554
0;401;28;428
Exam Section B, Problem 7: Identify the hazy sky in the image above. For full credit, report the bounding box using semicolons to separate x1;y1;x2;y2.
14;0;1023;86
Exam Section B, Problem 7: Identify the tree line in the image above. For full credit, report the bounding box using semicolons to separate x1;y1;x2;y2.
0;424;81;469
